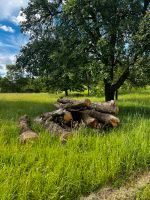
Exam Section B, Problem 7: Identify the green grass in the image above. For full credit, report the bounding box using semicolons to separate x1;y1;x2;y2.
136;184;150;200
0;89;150;200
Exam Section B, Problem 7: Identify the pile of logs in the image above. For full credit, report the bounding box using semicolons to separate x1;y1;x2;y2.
34;98;120;143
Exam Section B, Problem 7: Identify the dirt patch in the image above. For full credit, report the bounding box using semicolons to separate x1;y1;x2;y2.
81;171;150;200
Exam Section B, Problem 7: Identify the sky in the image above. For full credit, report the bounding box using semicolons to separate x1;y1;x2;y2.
0;0;29;76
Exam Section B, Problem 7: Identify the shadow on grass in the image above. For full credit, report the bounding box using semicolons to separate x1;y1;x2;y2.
0;96;150;124
119;105;150;119
0;100;55;121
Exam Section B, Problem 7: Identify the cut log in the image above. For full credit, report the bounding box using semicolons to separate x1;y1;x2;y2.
81;112;99;128
81;110;120;127
90;100;119;114
34;109;67;124
57;98;75;104
63;111;73;123
57;98;91;110
19;115;31;132
19;130;39;144
54;103;63;109
19;115;39;143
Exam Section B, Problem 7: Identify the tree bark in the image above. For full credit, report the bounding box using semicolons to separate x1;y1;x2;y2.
104;81;115;101
81;112;98;128
65;89;68;96
90;100;119;114
57;98;91;109
115;90;118;100
81;110;120;127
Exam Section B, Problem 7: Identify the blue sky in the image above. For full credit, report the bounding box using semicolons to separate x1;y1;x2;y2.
0;0;29;76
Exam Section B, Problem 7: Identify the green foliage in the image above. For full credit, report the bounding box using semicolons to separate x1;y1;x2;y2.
0;88;150;200
16;0;150;100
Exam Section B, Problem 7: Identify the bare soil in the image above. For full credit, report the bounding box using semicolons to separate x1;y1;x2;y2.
81;171;150;200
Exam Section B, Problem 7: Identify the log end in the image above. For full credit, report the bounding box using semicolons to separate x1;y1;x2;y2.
19;130;39;144
84;99;91;107
63;111;73;123
110;117;120;127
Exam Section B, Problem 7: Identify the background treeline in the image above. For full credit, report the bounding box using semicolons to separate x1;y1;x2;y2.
1;1;150;98
0;64;142;96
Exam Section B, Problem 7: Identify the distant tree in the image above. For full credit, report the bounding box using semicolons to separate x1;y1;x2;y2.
0;77;13;92
17;0;150;100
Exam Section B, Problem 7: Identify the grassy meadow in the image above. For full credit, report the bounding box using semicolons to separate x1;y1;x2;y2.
0;88;150;200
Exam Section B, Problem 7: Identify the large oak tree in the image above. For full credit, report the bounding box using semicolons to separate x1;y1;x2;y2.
17;0;150;100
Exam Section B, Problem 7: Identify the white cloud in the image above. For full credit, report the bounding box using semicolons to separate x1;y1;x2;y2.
0;34;29;76
0;25;15;33
0;53;16;75
11;11;27;25
0;0;28;21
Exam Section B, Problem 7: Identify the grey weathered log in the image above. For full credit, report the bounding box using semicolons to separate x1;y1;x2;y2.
90;100;119;114
34;109;68;124
57;98;75;104
57;98;91;110
81;112;99;128
19;115;31;132
81;110;120;127
19;130;39;144
19;115;39;143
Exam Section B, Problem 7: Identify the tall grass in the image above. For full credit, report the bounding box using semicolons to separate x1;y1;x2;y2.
0;89;150;200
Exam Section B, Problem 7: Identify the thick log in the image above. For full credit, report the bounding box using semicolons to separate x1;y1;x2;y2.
81;112;99;128
19;130;39;144
81;110;120;127
19;115;39;143
57;98;91;110
54;103;63;109
19;115;31;132
34;109;68;124
90;100;119;114
57;98;75;104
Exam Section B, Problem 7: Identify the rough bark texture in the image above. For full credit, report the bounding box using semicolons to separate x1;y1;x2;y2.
19;115;39;143
81;110;120;127
34;98;120;143
90;100;119;114
81;112;98;128
57;98;91;109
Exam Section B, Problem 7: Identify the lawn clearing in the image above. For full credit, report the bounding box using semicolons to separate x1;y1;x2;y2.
0;89;150;200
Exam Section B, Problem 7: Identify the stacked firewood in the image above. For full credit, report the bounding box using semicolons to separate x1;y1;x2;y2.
34;98;120;142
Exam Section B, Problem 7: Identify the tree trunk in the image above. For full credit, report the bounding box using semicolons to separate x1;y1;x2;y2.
115;90;118;100
65;89;68;96
104;82;115;101
87;84;90;96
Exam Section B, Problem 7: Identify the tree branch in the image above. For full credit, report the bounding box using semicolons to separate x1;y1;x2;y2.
113;67;129;90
